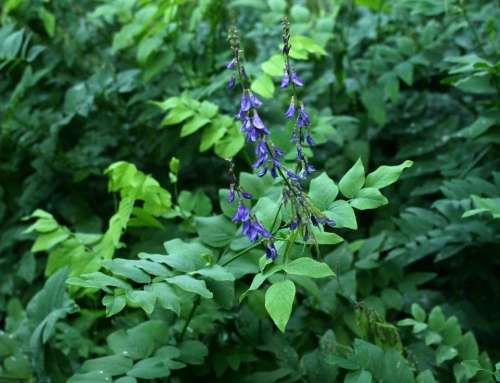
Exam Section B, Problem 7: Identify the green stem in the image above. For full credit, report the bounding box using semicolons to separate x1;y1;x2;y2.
179;295;200;341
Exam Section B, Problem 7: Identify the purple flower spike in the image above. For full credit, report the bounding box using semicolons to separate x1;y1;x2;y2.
266;242;278;260
257;167;268;177
227;75;236;89
280;69;290;88
285;98;296;119
249;92;262;108
291;71;303;87
252;110;269;134
227;58;236;69
233;203;250;223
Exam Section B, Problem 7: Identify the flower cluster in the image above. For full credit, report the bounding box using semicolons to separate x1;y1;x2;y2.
225;23;334;260
280;18;315;179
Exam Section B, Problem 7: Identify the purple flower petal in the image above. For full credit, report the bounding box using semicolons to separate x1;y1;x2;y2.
306;134;315;146
241;191;253;199
291;71;303;87
285;98;296;119
232;203;250;223
265;242;278;260
280;70;290;88
249;92;262;108
252;111;269;134
227;75;236;89
227;58;236;69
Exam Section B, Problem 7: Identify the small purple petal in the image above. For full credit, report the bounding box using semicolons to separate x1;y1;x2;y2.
227;58;236;69
306;134;315;146
228;187;235;203
265;242;278;260
252;110;269;134
240;93;251;113
232;203;250;223
291;71;303;87
249;92;262;108
241;191;253;199
285;98;296;119
227;75;236;89
280;70;290;88
257;167;268;177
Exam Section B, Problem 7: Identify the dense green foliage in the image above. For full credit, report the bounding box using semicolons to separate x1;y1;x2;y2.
1;0;499;382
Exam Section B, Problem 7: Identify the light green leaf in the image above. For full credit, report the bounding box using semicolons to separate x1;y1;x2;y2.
365;160;413;189
167;275;213;299
194;215;237;247
350;188;388;210
180;115;211;137
339;159;365;198
285;258;335;278
194;265;235;281
344;370;373;383
309;172;339;211
80;355;133;376
395;61;413;85
37;7;56;37
251;73;275;98
436;345;458;365
265;280;295;332
162;105;195;126
324;200;357;230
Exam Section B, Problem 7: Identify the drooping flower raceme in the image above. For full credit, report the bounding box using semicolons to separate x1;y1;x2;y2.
225;23;334;260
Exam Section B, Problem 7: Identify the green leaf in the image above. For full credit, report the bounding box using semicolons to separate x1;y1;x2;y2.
324;200;357;229
395;62;414;85
251;73;275;98
284;258;335;278
416;370;437;383
102;295;127;317
344;370;373;383
460;360;481;379
31;228;69;252
365;160;413;189
178;340;208;365
194;265;235;281
126;290;156;315
162;105;195;126
309;172;339;211
265;280;295;332
411;303;426;322
80;355;133;376
361;86;386;126
37;7;56;37
194;215;237;247
180;115;211;137
214;126;245;158
350;188;388;210
436;345;458;365
145;283;180;315
261;54;285;77
339;159;365;198
167;275;213;299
